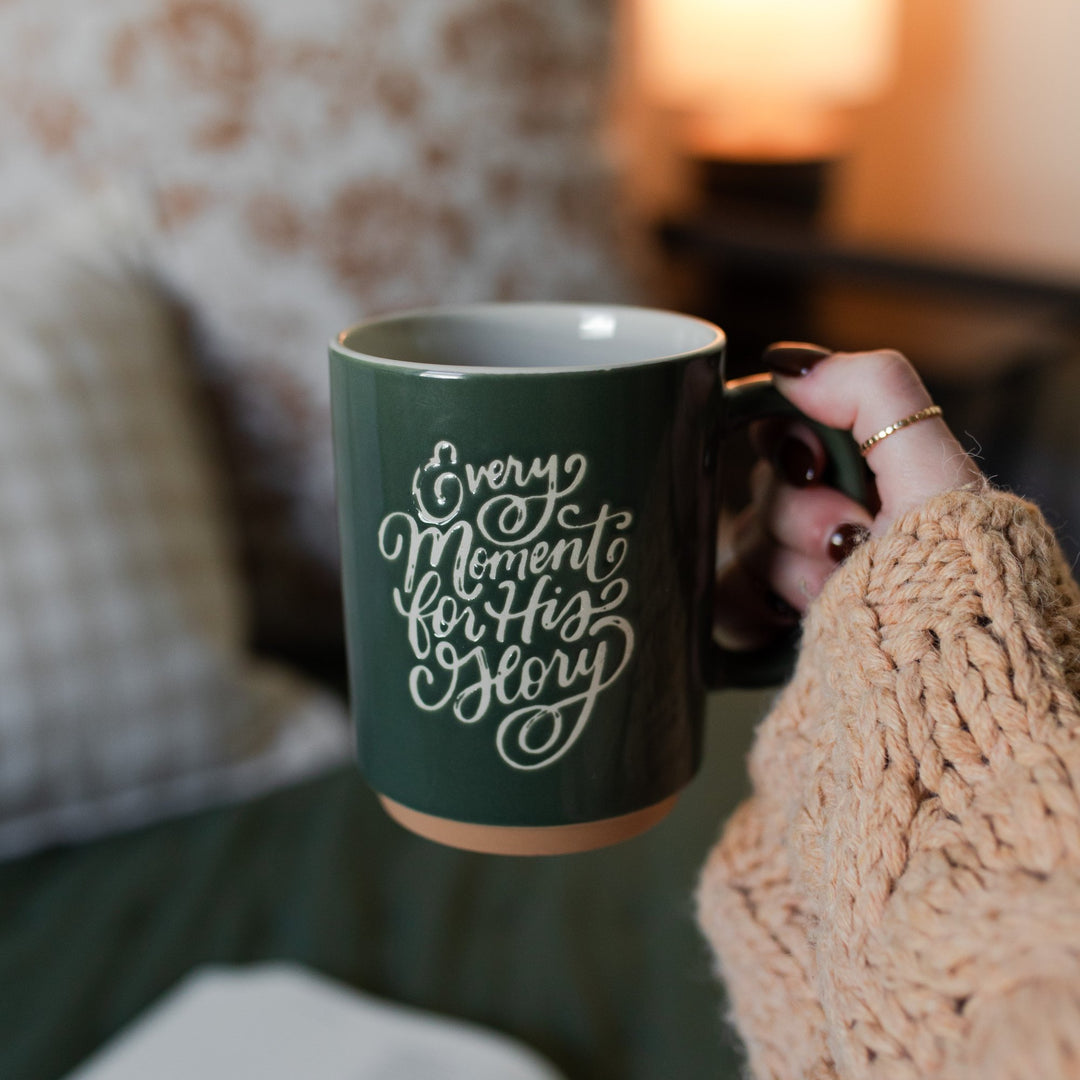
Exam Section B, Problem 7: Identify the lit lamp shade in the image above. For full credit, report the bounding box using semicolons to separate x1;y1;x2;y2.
635;0;900;161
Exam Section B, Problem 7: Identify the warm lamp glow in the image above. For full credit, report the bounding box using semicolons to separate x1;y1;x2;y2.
635;0;900;160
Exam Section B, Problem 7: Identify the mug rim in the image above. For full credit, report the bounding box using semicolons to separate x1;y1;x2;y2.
331;302;725;376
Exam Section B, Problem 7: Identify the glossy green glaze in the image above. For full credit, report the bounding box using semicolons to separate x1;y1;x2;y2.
329;305;859;829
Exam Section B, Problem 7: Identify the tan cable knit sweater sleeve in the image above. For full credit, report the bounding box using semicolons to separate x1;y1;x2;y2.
698;488;1080;1080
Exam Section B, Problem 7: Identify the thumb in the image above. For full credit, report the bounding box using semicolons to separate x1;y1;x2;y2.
763;344;983;532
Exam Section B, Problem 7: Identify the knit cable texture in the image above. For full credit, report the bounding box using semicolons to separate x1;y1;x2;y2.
698;488;1080;1079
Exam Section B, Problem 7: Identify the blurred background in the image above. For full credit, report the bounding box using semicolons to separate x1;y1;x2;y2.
613;0;1080;557
0;1;1077;1079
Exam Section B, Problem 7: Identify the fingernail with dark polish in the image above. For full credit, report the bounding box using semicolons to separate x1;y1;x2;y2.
765;342;832;377
766;591;799;621
776;436;819;487
828;523;870;563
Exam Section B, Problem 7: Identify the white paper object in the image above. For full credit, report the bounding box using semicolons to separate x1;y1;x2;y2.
65;962;566;1080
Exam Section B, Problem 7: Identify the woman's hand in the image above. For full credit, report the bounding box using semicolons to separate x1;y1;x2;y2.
715;343;984;648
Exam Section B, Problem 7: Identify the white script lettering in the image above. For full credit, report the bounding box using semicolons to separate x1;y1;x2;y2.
377;442;636;769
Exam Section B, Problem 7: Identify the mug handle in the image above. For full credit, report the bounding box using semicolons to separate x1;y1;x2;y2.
707;372;870;689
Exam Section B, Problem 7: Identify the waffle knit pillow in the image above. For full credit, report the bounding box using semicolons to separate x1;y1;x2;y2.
0;226;353;860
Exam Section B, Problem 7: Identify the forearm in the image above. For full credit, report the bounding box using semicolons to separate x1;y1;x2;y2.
699;488;1080;1079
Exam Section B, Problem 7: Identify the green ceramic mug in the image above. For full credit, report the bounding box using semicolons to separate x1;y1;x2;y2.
330;304;863;855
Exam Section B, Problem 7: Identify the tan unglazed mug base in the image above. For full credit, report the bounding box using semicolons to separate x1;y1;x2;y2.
378;792;681;856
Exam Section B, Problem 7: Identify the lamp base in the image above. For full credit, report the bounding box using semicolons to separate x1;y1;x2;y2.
698;158;834;229
686;157;835;377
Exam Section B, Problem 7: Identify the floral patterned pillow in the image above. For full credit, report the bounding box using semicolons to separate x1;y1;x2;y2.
0;0;626;662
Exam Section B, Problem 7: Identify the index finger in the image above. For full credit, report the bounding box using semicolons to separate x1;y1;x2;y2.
765;346;983;530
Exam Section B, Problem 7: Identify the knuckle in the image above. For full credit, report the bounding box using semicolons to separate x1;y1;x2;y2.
874;349;924;399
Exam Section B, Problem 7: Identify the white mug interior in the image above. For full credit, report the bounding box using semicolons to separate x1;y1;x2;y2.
335;303;723;374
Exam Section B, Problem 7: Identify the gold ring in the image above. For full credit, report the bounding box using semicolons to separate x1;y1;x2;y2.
859;405;943;456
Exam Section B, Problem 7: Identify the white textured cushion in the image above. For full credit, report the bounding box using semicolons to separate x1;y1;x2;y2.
0;220;353;860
